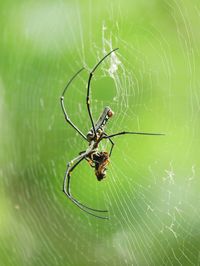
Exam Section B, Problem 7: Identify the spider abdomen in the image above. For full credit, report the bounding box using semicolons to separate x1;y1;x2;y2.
86;106;114;141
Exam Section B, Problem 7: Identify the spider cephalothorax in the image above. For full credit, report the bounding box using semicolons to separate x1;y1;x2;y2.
60;48;164;219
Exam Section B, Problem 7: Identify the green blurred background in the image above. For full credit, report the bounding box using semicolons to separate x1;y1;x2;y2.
1;0;200;265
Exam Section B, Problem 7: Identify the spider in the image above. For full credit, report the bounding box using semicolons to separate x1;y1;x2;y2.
60;48;163;219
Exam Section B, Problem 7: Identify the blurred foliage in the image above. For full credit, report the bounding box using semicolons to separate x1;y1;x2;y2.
1;0;200;265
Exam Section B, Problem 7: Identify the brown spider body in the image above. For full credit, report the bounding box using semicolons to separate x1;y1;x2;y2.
60;48;163;219
85;106;113;181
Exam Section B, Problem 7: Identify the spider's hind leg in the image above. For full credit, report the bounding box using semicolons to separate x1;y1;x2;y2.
60;68;87;141
86;48;119;140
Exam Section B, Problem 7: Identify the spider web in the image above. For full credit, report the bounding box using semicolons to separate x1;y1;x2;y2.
1;0;200;265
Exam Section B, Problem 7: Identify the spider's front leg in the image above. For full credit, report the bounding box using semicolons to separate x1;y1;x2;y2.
63;156;84;197
63;154;109;219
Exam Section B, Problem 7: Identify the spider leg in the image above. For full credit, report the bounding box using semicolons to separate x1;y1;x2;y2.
63;155;109;219
103;133;115;157
65;158;108;213
103;131;165;139
108;138;115;157
86;48;119;139
60;68;87;141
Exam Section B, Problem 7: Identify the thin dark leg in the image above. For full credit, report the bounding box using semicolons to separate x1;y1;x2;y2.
63;156;109;219
65;176;109;220
60;68;87;141
103;133;115;156
104;131;165;139
108;138;115;157
86;48;119;139
66;158;108;212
